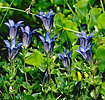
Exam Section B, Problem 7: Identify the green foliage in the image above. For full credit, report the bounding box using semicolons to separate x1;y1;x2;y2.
25;51;44;67
74;0;89;23
96;45;105;72
98;12;105;30
0;0;105;100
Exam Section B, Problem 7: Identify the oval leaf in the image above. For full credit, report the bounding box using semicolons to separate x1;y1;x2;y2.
25;51;44;67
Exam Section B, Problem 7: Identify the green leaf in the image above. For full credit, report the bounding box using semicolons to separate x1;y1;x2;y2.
73;15;79;26
97;60;105;73
89;0;97;6
72;45;79;59
25;51;44;67
3;94;10;100
23;82;30;89
32;92;41;99
96;45;105;60
77;71;82;81
88;8;102;30
53;0;64;5
24;67;33;72
98;12;105;30
23;95;34;100
16;93;21;100
74;0;89;23
101;82;105;96
102;37;105;44
96;45;105;72
54;12;65;27
90;86;100;99
63;20;78;44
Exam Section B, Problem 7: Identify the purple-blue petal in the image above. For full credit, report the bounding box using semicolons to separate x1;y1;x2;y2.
25;26;30;34
20;26;25;33
11;39;16;49
75;50;87;59
87;32;94;40
39;35;45;44
31;29;39;34
40;11;45;16
75;33;81;38
17;42;23;48
85;43;91;51
81;30;87;38
52;35;57;41
63;50;66;57
90;43;94;49
16;21;24;27
58;54;64;60
79;46;85;52
44;42;49;53
48;10;53;17
4;40;10;48
68;49;72;58
45;32;51;43
9;19;15;27
5;22;10;27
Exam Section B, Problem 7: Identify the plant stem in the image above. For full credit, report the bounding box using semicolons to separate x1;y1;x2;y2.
16;76;23;100
55;24;81;34
10;60;16;100
3;81;10;98
23;49;30;94
47;54;53;98
56;93;63;100
45;87;46;100
23;58;29;90
66;3;75;16
100;0;104;12
90;61;97;99
0;7;36;16
0;0;14;27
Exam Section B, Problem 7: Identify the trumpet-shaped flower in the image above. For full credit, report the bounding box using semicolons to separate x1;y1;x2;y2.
75;43;94;61
4;39;22;61
5;19;23;40
36;10;56;32
58;49;72;69
75;30;94;48
39;32;57;53
21;26;38;49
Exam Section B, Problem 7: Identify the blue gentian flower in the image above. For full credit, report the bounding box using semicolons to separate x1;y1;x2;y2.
36;10;56;32
75;43;94;61
21;26;38;49
4;39;22;61
39;32;57;53
58;49;72;69
5;19;23;40
75;30;94;48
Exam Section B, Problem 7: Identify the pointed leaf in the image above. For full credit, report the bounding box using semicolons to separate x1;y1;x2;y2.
25;51;44;67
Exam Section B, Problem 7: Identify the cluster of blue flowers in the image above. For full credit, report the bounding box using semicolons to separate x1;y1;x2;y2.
36;10;57;54
4;10;94;67
4;19;37;61
75;30;94;62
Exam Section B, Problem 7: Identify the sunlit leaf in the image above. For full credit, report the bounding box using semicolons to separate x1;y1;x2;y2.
23;95;34;100
25;51;44;67
88;8;102;30
98;12;105;30
74;0;89;23
77;71;82;81
63;20;78;44
96;45;105;72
